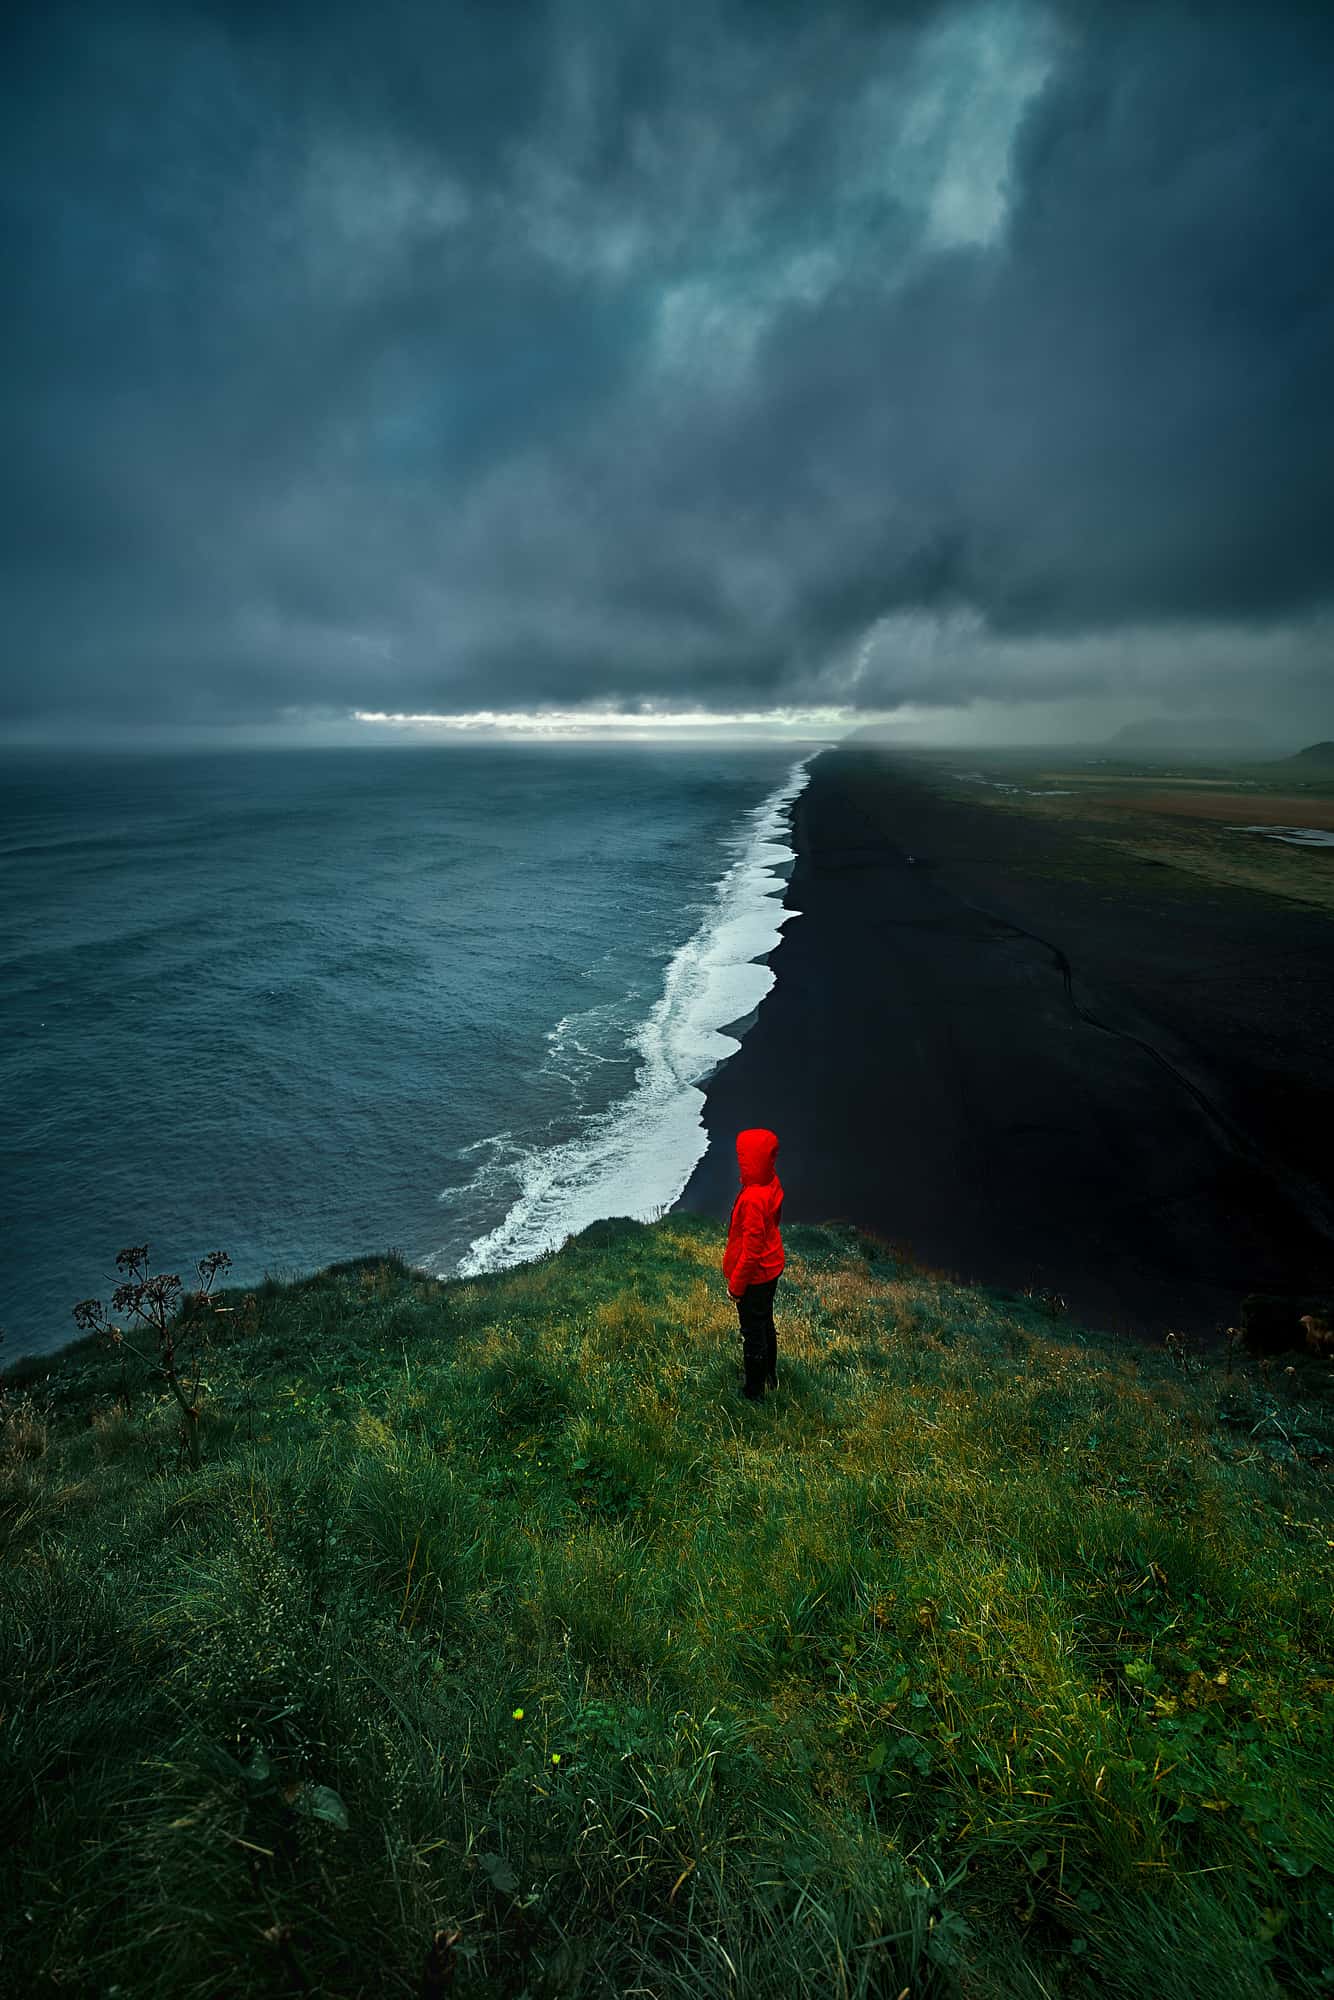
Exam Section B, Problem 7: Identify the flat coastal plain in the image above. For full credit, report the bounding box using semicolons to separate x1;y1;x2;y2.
678;737;1334;1339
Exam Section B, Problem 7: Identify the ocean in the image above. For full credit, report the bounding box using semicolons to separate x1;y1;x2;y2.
1;742;817;1360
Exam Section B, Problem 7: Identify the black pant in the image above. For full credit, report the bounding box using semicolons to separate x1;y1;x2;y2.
735;1277;779;1399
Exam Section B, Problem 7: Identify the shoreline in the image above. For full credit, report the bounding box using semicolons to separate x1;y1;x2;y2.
451;751;818;1279
675;739;1334;1339
4;751;820;1366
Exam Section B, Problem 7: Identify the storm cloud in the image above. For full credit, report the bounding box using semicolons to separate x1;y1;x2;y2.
4;0;1333;737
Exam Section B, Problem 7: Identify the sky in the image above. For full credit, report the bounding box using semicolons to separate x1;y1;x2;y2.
4;0;1333;748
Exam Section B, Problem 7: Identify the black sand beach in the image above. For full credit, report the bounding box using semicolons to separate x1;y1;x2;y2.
677;739;1334;1339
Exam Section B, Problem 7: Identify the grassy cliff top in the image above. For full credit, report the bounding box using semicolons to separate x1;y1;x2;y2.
3;1216;1332;1999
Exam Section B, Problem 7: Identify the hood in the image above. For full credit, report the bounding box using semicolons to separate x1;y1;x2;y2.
736;1127;779;1187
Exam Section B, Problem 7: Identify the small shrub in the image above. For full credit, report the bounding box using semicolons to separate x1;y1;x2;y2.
73;1245;231;1469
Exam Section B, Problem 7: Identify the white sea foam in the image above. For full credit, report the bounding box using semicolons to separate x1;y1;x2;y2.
1229;824;1334;848
448;754;819;1277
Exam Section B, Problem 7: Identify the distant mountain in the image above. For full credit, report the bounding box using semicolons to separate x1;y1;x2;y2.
1106;718;1278;754
1289;740;1334;766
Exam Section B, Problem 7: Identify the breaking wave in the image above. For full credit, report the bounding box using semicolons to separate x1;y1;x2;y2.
448;754;817;1276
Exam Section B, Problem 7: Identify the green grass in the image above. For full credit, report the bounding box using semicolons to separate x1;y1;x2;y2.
2;1217;1332;1997
910;748;1334;913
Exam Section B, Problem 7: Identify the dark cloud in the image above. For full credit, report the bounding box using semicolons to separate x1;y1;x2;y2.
3;0;1333;735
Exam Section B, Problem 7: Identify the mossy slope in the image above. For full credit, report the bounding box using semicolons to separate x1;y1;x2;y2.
2;1217;1331;1998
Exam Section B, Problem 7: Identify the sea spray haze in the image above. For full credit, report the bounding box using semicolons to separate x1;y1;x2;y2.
0;743;817;1360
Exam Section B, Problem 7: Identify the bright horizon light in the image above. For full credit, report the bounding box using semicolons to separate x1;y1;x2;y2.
353;706;862;736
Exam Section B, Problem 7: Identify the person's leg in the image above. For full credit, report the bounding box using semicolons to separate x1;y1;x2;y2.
736;1286;768;1400
762;1276;779;1388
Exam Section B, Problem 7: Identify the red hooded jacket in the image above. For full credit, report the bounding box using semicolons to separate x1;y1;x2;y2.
723;1128;785;1297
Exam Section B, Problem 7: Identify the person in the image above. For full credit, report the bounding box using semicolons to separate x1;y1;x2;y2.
723;1127;785;1401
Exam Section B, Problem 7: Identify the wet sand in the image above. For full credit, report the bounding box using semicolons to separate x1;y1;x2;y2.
676;739;1334;1339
